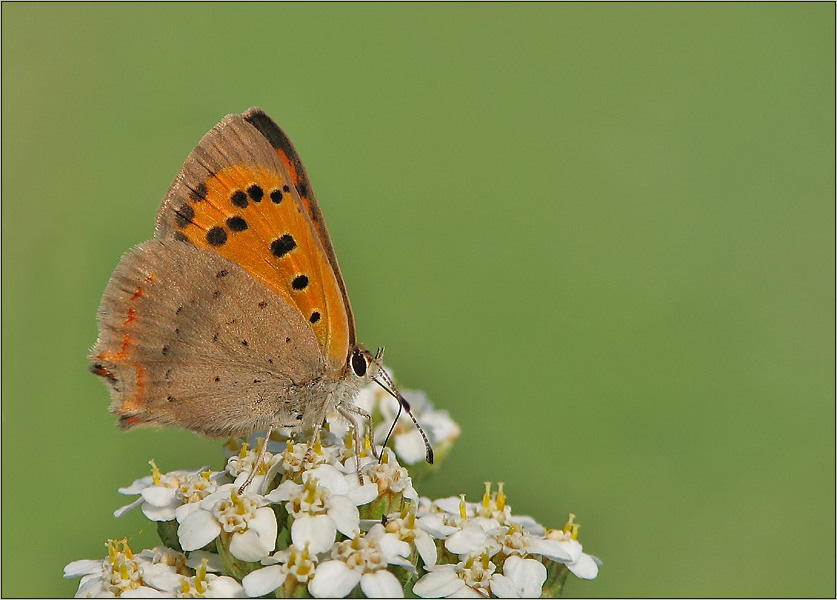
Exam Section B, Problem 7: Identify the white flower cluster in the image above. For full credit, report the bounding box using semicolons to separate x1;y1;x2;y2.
65;384;599;598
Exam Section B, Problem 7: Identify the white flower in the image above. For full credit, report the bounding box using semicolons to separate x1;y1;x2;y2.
365;451;419;503
177;485;277;562
434;483;540;534
427;492;504;559
63;539;181;598
241;545;317;597
412;554;497;598
183;551;224;573
304;463;379;506
68;383;601;598
265;476;362;555
444;520;502;558
308;524;412;598
115;462;227;522
177;558;246;598
496;524;574;563
544;521;600;579
278;435;342;479
224;439;284;495
489;556;547;598
376;505;438;568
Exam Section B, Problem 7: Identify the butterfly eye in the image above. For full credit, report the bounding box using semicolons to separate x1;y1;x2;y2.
350;351;368;377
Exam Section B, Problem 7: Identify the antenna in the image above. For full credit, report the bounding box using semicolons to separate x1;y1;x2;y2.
372;375;434;465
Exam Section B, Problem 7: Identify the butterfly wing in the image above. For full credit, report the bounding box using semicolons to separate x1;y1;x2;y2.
154;110;351;370
241;107;356;348
90;239;325;437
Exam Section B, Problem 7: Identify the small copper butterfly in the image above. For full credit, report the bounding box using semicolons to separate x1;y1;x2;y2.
90;108;431;486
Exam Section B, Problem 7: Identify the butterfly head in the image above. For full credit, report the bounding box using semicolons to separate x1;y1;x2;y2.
347;345;383;383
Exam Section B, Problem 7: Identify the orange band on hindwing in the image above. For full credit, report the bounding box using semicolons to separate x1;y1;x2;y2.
94;278;154;411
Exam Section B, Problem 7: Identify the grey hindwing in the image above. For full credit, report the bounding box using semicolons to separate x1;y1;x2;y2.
90;238;326;437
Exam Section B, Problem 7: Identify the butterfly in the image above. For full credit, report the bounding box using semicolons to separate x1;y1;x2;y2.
89;108;431;487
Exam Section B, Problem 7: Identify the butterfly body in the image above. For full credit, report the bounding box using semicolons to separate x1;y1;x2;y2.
90;108;379;443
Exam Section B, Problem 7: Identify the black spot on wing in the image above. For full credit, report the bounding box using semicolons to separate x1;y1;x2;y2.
207;227;227;246
292;275;309;290
189;183;208;202
270;234;296;258
174;204;195;228
247;185;263;202
226;216;248;232
231;190;248;208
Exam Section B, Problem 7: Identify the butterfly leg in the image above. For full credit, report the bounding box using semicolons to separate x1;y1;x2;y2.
337;405;366;485
341;403;380;460
302;390;335;471
238;424;275;494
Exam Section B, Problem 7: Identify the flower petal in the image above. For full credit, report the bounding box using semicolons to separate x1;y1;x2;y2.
305;464;350;494
113;497;144;518
309;560;362;598
229;528;271;562
489;574;518;598
174;501;202;523
417;514;459;539
242;565;285;597
118;475;154;495
528;538;574;562
378;533;411;561
448;586;484;598
432;496;465;516
326;495;360;538
250;507;278;551
394;430;427;464
121;585;171;597
63;559;102;579
412;567;463;598
346;482;379;506
258;460;284;495
490;556;546;598
141;502;178;522
509;514;545;535
567;553;599;579
291;514;337;555
265;480;302;503
402;483;419;504
445;522;488;556
139;565;182;594
414;531;438;568
205;574;247;597
178;509;221;551
185;551;224;573
74;576;105;598
140;486;178;507
360;570;404;598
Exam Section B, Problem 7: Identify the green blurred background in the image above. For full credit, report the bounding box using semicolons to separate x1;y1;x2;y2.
2;3;833;597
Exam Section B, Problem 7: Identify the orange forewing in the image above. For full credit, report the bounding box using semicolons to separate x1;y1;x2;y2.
173;163;349;368
242;108;357;347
